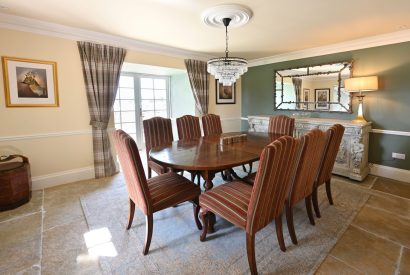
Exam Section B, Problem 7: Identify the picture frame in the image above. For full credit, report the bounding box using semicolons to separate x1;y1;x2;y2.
215;80;236;104
2;56;59;107
315;88;330;110
303;88;310;110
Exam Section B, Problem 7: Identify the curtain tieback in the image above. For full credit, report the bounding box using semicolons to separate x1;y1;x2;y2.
90;120;108;129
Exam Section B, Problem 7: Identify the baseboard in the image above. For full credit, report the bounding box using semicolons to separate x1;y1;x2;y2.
32;166;95;190
369;163;410;183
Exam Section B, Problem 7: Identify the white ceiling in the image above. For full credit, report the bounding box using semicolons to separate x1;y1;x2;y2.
1;0;410;60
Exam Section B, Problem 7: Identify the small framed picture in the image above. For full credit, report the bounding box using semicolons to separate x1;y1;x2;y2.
216;80;236;104
315;88;330;110
303;88;310;109
2;56;59;107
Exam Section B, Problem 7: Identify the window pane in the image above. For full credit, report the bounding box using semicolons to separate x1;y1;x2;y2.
142;111;155;120
155;100;167;110
154;79;166;89
120;100;135;111
115;123;121;129
119;76;134;88
155;89;167;100
113;101;120;111
119;88;134;99
141;99;155;110
155;110;167;117
130;133;137;141
121;111;135;122
141;89;154;99
121;123;136;133
140;78;153;89
114;112;121;123
115;90;120;100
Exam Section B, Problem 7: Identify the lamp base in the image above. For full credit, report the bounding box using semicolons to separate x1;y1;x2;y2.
354;95;368;123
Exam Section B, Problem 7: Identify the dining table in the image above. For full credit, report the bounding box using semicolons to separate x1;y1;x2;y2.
149;131;283;232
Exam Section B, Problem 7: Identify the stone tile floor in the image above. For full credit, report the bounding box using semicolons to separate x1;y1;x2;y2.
0;166;409;274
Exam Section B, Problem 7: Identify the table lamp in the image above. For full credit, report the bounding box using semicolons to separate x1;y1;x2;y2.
344;76;378;122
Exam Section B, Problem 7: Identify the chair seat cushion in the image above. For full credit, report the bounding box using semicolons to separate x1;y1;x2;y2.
148;172;200;212
199;181;252;229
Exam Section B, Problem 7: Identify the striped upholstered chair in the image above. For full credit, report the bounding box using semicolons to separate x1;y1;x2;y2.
285;128;328;245
268;115;295;136
113;129;202;255
312;124;345;218
176;115;202;140
201;113;223;136
143;117;175;178
199;136;301;275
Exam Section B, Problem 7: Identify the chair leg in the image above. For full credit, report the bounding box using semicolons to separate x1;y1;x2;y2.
148;167;152;179
312;186;321;218
126;198;135;230
285;204;298;245
143;214;153;255
200;211;209;242
242;164;247;172
246;233;258;275
221;171;227;180
196;173;201;185
325;179;334;205
190;172;195;182
275;215;286;252
248;162;253;176
305;195;315;226
192;198;202;230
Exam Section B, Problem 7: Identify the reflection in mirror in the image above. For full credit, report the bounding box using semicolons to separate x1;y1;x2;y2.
274;61;353;113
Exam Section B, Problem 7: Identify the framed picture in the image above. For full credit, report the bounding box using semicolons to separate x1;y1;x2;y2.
315;88;330;110
216;80;236;104
2;56;59;107
303;88;310;109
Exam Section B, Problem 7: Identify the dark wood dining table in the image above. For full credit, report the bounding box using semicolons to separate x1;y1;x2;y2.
149;131;282;231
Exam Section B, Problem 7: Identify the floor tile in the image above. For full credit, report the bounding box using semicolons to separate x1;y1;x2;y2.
0;213;42;274
400;247;410;275
352;205;410;247
330;226;400;274
372;177;410;200
0;190;43;223
333;174;377;189
366;193;410;219
315;255;363;275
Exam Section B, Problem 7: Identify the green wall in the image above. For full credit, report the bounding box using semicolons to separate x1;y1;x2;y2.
242;42;410;170
170;72;195;118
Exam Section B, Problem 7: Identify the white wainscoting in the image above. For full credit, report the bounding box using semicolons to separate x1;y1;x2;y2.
370;164;410;183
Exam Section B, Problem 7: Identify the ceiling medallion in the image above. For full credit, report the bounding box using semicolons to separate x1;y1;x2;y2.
202;5;252;86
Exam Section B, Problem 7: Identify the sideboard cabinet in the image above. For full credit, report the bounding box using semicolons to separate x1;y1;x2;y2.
247;116;372;181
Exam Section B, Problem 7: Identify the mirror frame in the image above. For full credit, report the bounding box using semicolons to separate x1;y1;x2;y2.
273;60;354;113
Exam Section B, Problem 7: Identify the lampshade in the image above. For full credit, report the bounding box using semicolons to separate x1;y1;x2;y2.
344;76;378;92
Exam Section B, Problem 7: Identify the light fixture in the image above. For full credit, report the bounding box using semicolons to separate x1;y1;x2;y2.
344;76;378;122
207;17;248;86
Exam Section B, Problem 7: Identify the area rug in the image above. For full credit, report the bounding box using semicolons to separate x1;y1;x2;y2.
80;170;369;274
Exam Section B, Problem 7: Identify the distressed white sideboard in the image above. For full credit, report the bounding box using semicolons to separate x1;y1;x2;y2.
248;116;372;181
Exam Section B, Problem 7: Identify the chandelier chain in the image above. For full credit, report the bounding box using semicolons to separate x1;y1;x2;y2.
225;24;229;58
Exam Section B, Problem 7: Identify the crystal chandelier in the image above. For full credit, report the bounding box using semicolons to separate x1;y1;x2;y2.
207;18;248;86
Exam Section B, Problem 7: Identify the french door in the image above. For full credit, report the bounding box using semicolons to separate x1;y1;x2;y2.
114;73;170;148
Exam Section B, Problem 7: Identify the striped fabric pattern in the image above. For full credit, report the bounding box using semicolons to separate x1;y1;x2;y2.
143;117;174;174
148;172;201;212
268;115;295;136
202;114;223;136
199;181;252;228
316;124;345;186
288;129;328;205
247;136;300;234
113;130;152;215
176;115;202;140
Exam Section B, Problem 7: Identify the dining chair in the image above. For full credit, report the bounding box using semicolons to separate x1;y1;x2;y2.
113;129;202;255
268;115;295;136
199;136;301;275
176;115;202;184
285;128;328;245
143;117;175;178
312;124;345;218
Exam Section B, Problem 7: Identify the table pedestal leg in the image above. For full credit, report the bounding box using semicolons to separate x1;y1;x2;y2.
201;171;216;233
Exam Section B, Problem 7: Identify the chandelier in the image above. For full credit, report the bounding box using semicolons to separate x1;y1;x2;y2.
207;18;248;86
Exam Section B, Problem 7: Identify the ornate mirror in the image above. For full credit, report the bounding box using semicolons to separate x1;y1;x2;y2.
274;61;353;113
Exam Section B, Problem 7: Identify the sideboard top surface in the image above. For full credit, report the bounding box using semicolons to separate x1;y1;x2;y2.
248;115;372;127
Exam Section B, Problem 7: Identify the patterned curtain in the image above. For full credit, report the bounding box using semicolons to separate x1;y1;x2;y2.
77;41;126;178
184;59;209;115
292;77;302;109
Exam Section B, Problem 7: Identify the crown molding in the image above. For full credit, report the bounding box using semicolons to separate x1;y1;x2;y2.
248;29;410;67
0;13;213;61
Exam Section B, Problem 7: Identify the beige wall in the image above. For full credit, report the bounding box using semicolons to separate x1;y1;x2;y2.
0;28;242;188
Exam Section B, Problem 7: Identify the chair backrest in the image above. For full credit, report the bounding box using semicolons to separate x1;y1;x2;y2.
143;117;174;159
113;130;152;215
287;128;328;207
176;115;202;140
246;136;300;234
316;124;345;185
268;115;295;136
202;114;223;136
